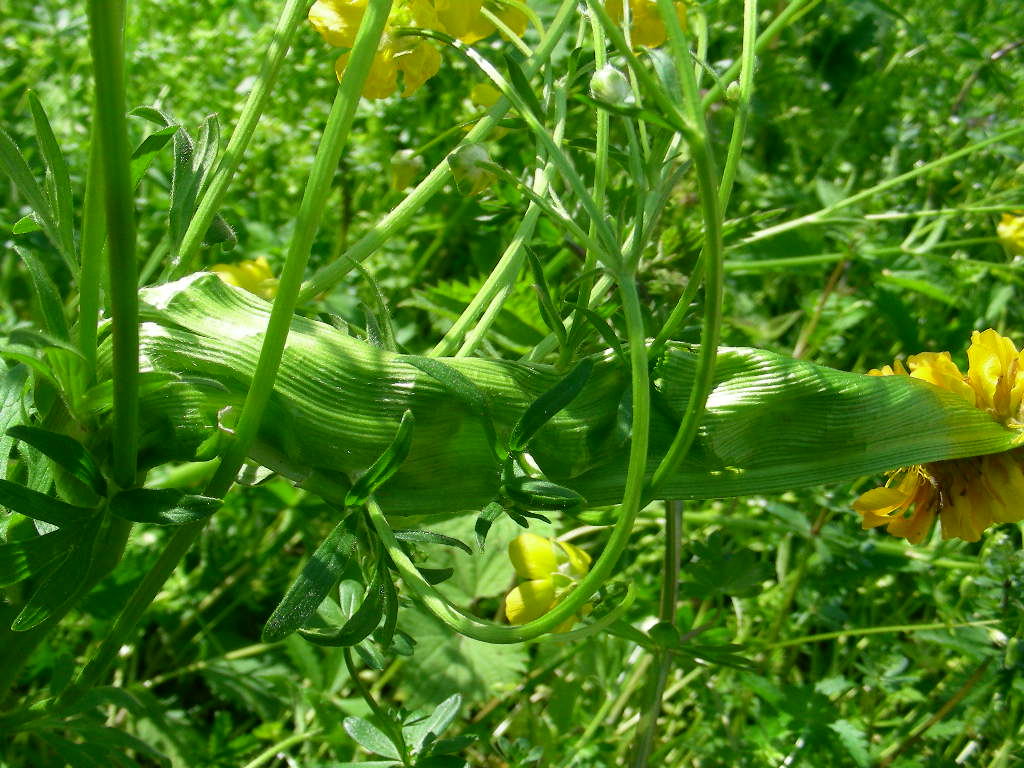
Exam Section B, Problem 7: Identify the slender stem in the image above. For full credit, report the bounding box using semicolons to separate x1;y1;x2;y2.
87;0;137;488
206;0;394;498
753;618;1003;651
645;0;724;499
630;500;683;767
240;729;323;768
296;0;580;303
718;0;757;213
170;0;310;278
344;648;408;761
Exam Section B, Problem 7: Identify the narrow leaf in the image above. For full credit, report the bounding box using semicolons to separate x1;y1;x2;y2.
13;524;100;630
345;410;415;507
393;529;473;555
0;126;59;251
262;521;360;642
7;425;106;497
503;53;545;122
298;563;387;647
405;694;462;754
405;356;503;461
16;247;69;341
0;479;96;528
474;501;504;549
129;124;179;189
508;358;594;452
27;91;75;267
109;488;221;525
0;527;74;588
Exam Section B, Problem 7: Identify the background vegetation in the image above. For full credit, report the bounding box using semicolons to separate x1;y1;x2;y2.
1;0;1022;765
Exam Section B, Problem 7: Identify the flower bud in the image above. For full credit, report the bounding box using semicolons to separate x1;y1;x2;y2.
590;65;633;106
448;144;496;196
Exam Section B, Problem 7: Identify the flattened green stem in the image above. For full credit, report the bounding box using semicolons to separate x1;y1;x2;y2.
87;0;137;488
171;0;310;278
296;0;579;302
646;0;724;499
59;1;393;708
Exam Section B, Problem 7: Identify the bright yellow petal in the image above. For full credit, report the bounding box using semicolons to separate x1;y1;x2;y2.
508;532;557;580
852;486;912;519
997;213;1024;256
504;579;555;624
309;0;367;48
905;351;974;406
211;257;277;299
556;540;592;579
434;0;484;40
396;42;441;97
336;49;398;99
967;329;1022;420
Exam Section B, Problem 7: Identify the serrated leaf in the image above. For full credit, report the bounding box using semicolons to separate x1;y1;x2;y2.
343;716;401;760
829;719;871;768
346;410;415;507
109;488;220;524
263;521;360;643
0;479;96;528
7;425;105;497
508;358;594;452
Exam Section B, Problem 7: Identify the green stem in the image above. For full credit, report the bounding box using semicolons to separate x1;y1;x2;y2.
753;618;1004;651
717;0;757;213
343;648;408;762
76;111;104;385
170;0;310;278
240;729;323;768
206;0;394;498
630;500;683;768
645;0;724;499
296;0;580;302
87;0;137;488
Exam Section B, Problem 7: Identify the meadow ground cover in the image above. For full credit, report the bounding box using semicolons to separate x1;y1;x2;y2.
0;0;1023;766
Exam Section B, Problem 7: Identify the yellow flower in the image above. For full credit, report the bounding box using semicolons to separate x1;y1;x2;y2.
997;213;1024;256
504;532;591;630
605;0;687;49
309;0;527;99
211;257;278;299
853;329;1024;543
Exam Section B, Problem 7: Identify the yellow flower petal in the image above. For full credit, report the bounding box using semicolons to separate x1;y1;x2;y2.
434;0;484;40
967;329;1024;422
396;41;441;97
504;578;555;624
335;49;398;99
309;0;367;48
508;532;557;581
905;351;975;406
556;540;592;579
211;257;278;299
997;213;1024;256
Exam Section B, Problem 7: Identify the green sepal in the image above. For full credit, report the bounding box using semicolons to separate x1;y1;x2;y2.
507;358;593;452
7;425;106;497
405;355;505;462
502;476;586;511
0;527;75;588
262;521;360;643
108;488;221;525
345;410;415;507
0;479;97;528
12;523;100;631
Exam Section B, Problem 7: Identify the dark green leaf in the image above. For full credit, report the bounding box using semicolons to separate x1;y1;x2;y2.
343;716;401;760
503;53;545;122
393;529;473;556
7;425;105;497
507;359;593;452
346;410;415;507
299;561;388;647
0;126;58;252
0;479;96;528
129;124;179;189
502;477;586;511
475;501;504;549
417;566;454;585
0;527;74;588
405;356;504;462
13;523;100;630
262;521;360;643
405;694;462;754
525;248;567;348
109;488;221;525
16;246;69;342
